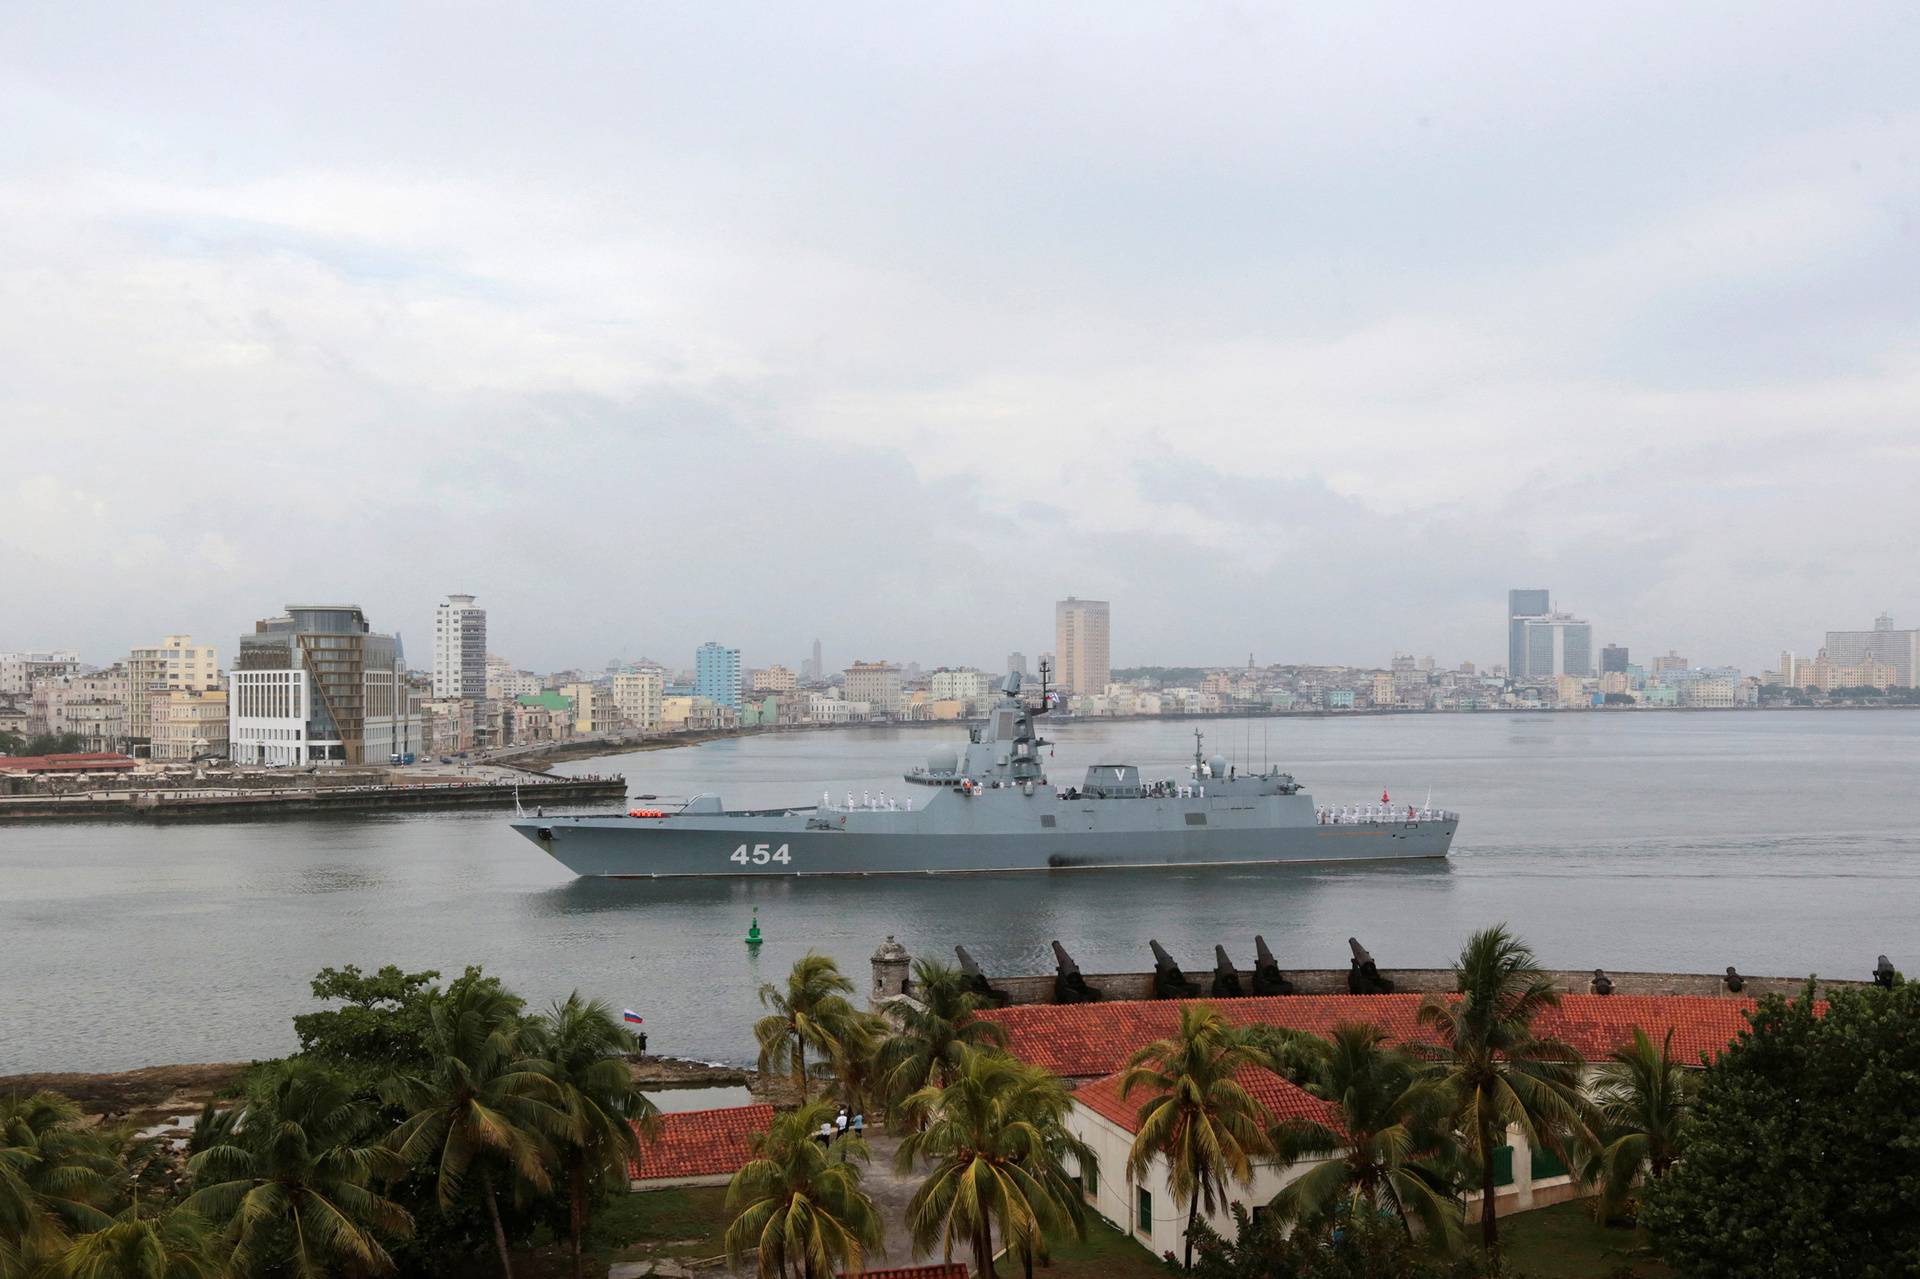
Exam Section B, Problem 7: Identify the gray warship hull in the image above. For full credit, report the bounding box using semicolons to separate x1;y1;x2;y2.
511;789;1457;878
510;667;1458;878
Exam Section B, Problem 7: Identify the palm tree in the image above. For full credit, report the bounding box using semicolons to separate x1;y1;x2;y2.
525;993;658;1279
1583;1026;1691;1222
878;960;1010;1119
1419;925;1592;1255
1119;1004;1274;1270
185;1059;413;1276
0;1090;118;1272
896;1047;1090;1279
386;980;563;1279
1264;1022;1463;1250
753;953;861;1099
723;1101;883;1279
48;1205;223;1279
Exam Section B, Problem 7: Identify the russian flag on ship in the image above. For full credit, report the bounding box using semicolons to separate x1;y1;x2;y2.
622;1009;644;1025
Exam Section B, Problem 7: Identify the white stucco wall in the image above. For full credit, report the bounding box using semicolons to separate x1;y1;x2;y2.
1068;1099;1583;1255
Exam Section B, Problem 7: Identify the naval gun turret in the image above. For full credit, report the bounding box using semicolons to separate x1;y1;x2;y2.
1251;935;1294;996
954;945;1011;1008
1150;940;1202;999
1347;936;1394;994
1051;941;1103;1004
1210;945;1244;998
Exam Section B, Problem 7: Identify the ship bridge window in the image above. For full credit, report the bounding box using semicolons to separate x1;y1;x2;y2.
1185;813;1207;826
1040;815;1056;828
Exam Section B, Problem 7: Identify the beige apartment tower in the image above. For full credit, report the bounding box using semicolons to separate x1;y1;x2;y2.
1054;597;1111;696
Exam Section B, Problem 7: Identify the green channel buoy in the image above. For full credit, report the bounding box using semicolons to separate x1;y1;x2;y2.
746;909;763;947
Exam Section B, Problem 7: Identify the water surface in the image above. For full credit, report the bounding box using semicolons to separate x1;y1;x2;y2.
3;711;1914;1073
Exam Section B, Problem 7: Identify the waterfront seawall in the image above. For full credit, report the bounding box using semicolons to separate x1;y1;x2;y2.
0;775;628;822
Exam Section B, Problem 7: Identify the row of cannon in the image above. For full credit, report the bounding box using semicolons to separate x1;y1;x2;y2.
948;935;1395;1006
950;944;1905;1006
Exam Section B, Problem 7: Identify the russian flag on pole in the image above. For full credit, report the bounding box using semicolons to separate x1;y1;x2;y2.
622;1009;644;1025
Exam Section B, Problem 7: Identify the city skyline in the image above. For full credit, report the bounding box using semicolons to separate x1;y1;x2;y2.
6;7;1920;671
8;592;1918;684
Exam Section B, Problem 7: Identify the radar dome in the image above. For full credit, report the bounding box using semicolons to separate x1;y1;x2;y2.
1208;754;1230;777
928;747;960;775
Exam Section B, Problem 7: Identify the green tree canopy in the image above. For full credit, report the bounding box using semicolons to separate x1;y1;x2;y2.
724;1100;883;1279
1266;1022;1462;1250
1118;1003;1274;1271
878;958;1010;1119
753;953;861;1098
1641;978;1920;1278
185;1058;412;1276
1419;925;1592;1256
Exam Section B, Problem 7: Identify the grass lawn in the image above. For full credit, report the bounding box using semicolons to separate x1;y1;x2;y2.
1498;1201;1676;1279
1033;1219;1168;1278
513;1185;733;1278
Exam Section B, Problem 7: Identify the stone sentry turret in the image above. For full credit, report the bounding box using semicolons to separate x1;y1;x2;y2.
871;935;911;1002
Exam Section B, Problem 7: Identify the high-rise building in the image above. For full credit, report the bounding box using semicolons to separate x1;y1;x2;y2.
229;605;416;766
694;642;742;709
1054;597;1111;696
1506;590;1550;677
1825;614;1920;688
1007;652;1027;678
1601;644;1630;674
844;661;904;717
612;666;665;730
432;594;488;699
1519;613;1593;679
127;636;221;751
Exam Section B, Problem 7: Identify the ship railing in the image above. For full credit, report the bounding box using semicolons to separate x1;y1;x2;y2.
1314;807;1458;825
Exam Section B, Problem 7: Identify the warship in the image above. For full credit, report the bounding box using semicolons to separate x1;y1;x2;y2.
511;663;1457;877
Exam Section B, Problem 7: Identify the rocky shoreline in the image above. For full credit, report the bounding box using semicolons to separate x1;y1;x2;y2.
1;1056;783;1129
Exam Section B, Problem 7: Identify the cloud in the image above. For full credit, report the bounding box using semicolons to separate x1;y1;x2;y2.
1;3;1917;672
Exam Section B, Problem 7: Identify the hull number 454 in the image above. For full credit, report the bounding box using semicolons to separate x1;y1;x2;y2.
731;843;791;866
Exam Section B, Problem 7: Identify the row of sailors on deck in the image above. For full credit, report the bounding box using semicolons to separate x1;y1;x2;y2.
829;790;913;812
1319;804;1434;824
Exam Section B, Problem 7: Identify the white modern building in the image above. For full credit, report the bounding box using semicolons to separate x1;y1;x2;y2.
230;605;417;766
432;594;488;699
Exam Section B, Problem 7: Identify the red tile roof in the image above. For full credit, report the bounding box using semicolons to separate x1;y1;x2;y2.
627;1103;774;1182
0;753;139;773
984;993;1761;1079
1075;1064;1341;1136
840;1267;969;1279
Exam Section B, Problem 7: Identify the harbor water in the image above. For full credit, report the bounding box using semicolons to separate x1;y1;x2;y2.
3;710;1917;1074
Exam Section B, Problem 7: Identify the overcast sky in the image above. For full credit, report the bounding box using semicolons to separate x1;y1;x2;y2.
4;3;1917;675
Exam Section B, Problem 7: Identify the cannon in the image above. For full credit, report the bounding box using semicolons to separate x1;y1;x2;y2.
1150;940;1202;999
1874;954;1898;989
1251;935;1293;997
953;945;1011;1007
1589;968;1614;996
1210;945;1244;998
1346;937;1394;995
1052;941;1103;1004
1723;966;1745;994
